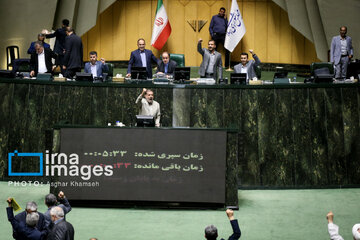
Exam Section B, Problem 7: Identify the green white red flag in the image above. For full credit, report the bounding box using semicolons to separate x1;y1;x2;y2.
151;0;171;50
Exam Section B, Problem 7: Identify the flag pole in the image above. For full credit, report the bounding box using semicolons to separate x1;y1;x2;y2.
225;0;233;72
225;52;233;71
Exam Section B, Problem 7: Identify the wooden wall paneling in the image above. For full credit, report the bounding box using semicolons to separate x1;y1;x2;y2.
291;28;305;65
241;1;255;55
87;17;101;61
167;0;185;58
184;1;199;66
266;1;279;63
254;1;268;62
279;6;292;63
100;4;114;60
113;0;126;60
125;1;140;60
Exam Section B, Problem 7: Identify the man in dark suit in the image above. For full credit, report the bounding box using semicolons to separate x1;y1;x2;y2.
29;41;57;77
46;19;69;74
47;206;74;240
204;209;241;240
126;38;158;79
156;52;177;77
27;33;51;55
44;191;72;227
84;51;109;78
8;199;47;240
63;27;83;79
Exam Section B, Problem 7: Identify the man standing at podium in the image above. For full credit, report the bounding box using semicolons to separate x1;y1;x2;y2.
127;38;158;79
135;88;161;127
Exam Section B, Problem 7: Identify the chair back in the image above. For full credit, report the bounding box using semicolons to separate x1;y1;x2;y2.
255;65;261;79
6;46;20;70
310;62;334;76
160;53;185;67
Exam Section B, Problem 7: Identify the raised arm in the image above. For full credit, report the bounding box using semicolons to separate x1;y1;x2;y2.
326;211;344;240
58;191;72;214
197;39;205;56
249;49;261;67
136;88;147;106
226;209;241;240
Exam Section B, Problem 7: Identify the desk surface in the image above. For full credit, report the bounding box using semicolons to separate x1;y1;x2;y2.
0;77;359;89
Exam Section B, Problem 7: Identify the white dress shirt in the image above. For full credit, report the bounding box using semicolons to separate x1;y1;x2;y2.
37;51;47;73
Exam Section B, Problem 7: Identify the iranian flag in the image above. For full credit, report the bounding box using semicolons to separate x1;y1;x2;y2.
151;0;171;50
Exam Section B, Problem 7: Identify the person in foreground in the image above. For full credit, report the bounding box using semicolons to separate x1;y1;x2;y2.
135;88;161;127
326;211;360;240
204;209;241;240
47;206;74;240
7;198;47;240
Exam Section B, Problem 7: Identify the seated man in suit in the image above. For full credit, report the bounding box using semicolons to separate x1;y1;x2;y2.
8;199;48;240
234;50;260;83
27;33;50;55
84;51;109;78
197;38;223;83
156;52;177;77
44;191;72;227
47;206;74;240
126;38;158;79
30;41;56;77
204;209;241;240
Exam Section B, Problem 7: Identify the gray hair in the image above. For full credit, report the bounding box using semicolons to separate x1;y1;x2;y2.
34;41;44;48
26;201;38;211
50;206;64;218
205;225;218;240
26;212;39;227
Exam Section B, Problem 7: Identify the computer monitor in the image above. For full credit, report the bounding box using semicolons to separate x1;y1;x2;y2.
0;70;15;78
174;67;190;81
230;73;247;85
131;67;148;80
76;72;93;82
136;115;155;127
273;72;288;80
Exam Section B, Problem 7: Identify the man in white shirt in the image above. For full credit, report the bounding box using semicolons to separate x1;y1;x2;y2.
330;26;354;79
135;88;161;127
326;211;360;240
234;50;261;83
30;41;56;77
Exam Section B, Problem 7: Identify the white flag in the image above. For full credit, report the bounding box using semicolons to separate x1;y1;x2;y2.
224;0;246;52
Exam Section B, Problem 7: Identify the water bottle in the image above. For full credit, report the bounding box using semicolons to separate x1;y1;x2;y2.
293;76;297;83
